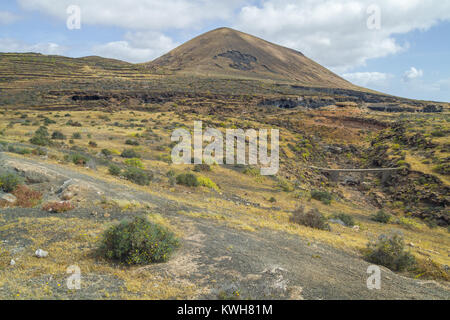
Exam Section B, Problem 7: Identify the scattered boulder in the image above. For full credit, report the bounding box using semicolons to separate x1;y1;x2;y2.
35;249;48;258
329;218;346;227
0;192;17;204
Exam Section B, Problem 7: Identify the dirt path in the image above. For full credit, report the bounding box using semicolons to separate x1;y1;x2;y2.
1;153;449;299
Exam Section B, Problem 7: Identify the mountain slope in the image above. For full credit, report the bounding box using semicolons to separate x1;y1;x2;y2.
146;27;357;89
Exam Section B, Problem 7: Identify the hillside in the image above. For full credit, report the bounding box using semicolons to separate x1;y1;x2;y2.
147;27;358;89
0;27;449;300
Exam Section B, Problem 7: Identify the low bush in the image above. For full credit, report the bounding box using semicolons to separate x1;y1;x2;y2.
371;210;391;223
311;190;332;205
101;149;112;157
108;164;122;176
72;132;82;139
290;207;330;231
12;185;42;208
123;167;151;185
243;166;260;177
364;233;416;271
176;173;199;187
30;126;51;146
278;178;294;192
124;158;144;169
332;213;355;227
8;145;31;155
42;201;75;213
194;163;212;172
98;216;179;264
432;163;449;175
197;176;219;191
88;141;98;148
70;153;88;166
51;131;66;140
125;139;139;146
0;172;22;193
121;149;140;159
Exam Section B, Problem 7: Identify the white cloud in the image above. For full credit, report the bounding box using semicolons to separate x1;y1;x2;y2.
17;0;243;30
13;0;450;71
0;38;66;55
402;67;423;82
234;0;450;71
0;11;20;24
92;31;178;63
342;72;393;87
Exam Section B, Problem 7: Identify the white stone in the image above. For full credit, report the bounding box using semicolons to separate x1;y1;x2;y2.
0;192;17;204
35;249;48;258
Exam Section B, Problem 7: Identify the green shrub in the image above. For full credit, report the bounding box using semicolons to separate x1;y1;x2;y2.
108;164;122;176
176;173;199;187
8;145;31;155
371;210;391;224
0;172;22;193
30;126;50;146
70;153;88;166
125;139;139;146
311;190;332;205
290;207;330;231
124;158;144;169
194;163;212;172
88;141;98;148
124;167;151;185
432;163;449;175
430;130;445;137
98;216;179;265
121;149;140;159
364;233;416;271
243;166;260;177
332;213;355;227
51;131;66;140
72;132;82;139
278;178;294;192
197;176;219;191
101;149;112;157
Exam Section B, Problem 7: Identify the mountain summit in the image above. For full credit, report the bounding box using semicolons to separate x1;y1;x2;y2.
147;27;356;89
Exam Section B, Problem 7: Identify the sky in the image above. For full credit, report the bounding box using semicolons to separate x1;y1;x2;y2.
1;0;450;102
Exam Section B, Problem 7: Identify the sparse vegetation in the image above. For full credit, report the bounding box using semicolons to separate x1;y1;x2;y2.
98;216;179;265
123;167;151;185
108;164;122;176
371;210;391;224
121;149;140;159
0;172;21;193
332;213;355;227
290;206;330;231
364;233;416;272
42;201;75;213
176;173;199;187
311;190;332;205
